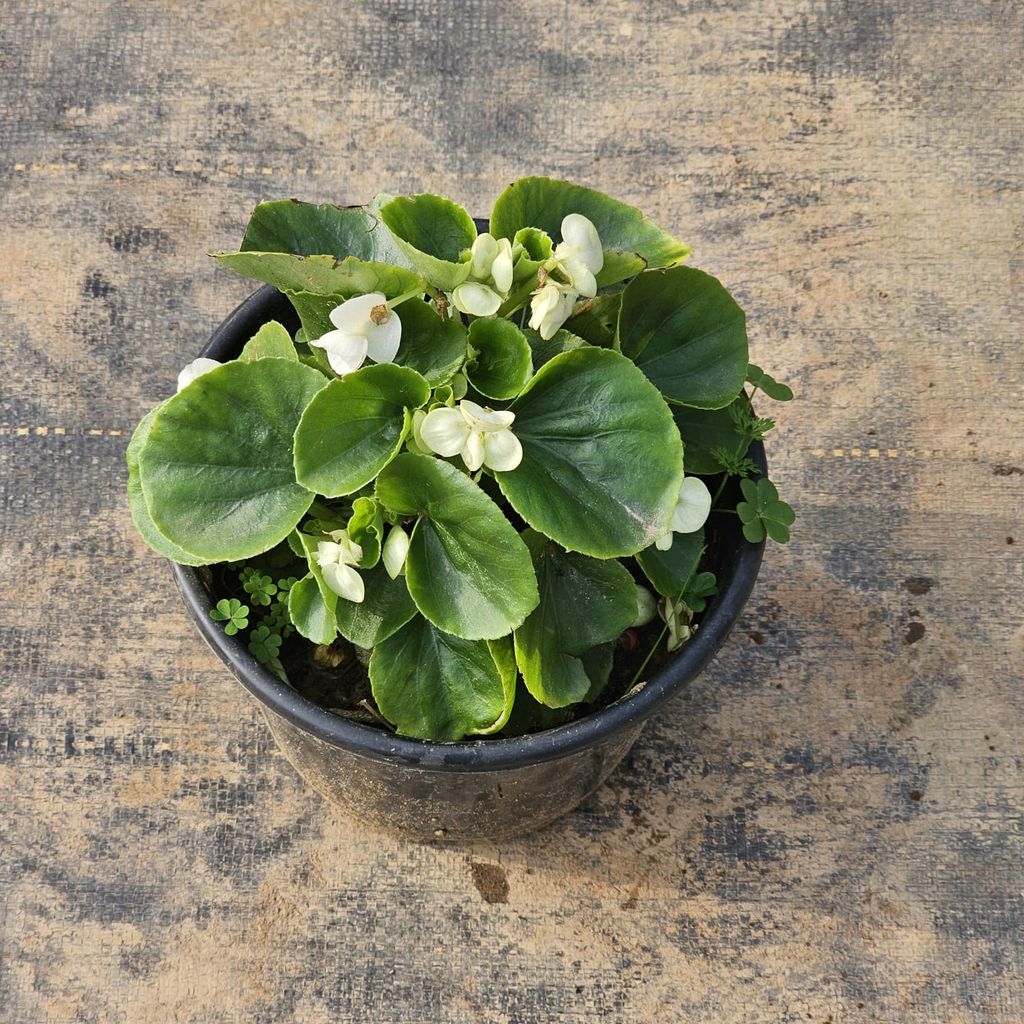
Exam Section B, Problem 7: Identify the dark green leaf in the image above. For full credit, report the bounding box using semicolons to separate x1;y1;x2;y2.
379;194;476;291
376;454;538;640
635;529;705;598
239;320;298;363
293;364;430;497
139;360;326;561
618;266;749;409
369;615;509;740
500;348;684;558
564;293;621;348
391;297;468;386
335;562;417;649
465;317;533;400
288;572;336;645
513;531;636;708
747;363;794;402
520;326;590;370
673;400;750;475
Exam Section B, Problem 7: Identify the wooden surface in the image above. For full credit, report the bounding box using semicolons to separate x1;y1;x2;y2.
2;2;1022;1020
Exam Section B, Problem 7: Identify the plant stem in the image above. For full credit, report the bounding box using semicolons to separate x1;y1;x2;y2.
386;286;426;309
628;620;670;689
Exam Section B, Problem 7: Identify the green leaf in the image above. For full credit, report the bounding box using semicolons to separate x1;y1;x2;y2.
212;252;424;301
499;348;683;558
379;194;476;291
288;572;336;645
474;636;518;735
292;530;339;627
391;297;468;386
747;363;794;402
376;454;538;640
335;562;417;649
238;320;298;363
513;531;636;708
465;317;533;400
581;643;616;703
347;497;384;568
511;226;553;282
126;404;209;565
490;177;691;286
293;364;430;497
618;267;749;410
673;401;750;475
139;360;326;561
635;529;705;598
736;477;795;544
369;615;509;740
564;293;621;348
238;197;411;267
520;326;590;370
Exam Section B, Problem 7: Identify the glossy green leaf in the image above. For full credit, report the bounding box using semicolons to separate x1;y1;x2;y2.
499;348;683;558
335;562;417;649
513;531;636;708
391;297;468;386
347;497;384;568
673;400;749;474
288;572;336;645
635;529;705;598
293;364;430;497
369;615;509;740
239;320;298;363
465;317;533;400
126;404;209;565
376;454;538;640
490;177;691;286
474;636;518;735
212;251;424;301
139;360;325;561
521;325;590;370
239;197;411;267
379;194;476;291
618;266;749;410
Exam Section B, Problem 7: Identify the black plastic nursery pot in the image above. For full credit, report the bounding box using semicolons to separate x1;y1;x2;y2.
171;284;766;841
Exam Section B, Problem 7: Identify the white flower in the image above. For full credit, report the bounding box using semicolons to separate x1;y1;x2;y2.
382;525;410;579
451;280;502;317
632;585;658;627
309;292;401;376
452;234;515;316
659;596;693;652
316;535;365;603
177;358;221;391
552;213;603;298
528;280;577;340
654;476;713;551
419;399;523;473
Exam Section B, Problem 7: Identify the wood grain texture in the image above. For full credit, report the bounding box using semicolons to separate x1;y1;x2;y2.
1;1;1022;1020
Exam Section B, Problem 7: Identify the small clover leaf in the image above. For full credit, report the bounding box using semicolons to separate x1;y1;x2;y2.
683;571;718;613
276;576;299;595
238;566;259;584
210;598;249;636
747;363;794;402
248;624;282;663
243;572;278;606
264;602;294;637
736;478;796;544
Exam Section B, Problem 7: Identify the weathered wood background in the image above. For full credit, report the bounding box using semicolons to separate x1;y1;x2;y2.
2;1;1022;1020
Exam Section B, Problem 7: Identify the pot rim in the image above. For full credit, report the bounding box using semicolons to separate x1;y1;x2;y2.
170;284;766;772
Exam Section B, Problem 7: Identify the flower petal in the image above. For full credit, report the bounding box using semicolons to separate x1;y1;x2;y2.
673;476;712;533
316;541;342;566
654;531;674;552
419;406;472;457
491;242;514;295
329;292;384;332
322;561;365;603
470;233;499;279
382;525;410;579
364;309;401;364
461;429;485;472
459;400;515;432
311;330;368;375
560;213;604;273
482;428;523;472
451;281;502;317
176;358;221;392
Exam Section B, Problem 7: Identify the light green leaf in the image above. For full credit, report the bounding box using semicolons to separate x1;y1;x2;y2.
499;348;683;558
379;194;476;291
465;317;533;400
239;320;298;363
391;297;468;386
238;197;411;267
511;226;553;282
292;530;339;626
293;364;430;497
288;572;336;645
139;360;325;561
473;636;518;735
347;497;385;568
212;252;424;301
635;529;705;598
376;454;538;640
490;177;691;286
618;266;749;410
335;562;417;649
369;615;509;740
513;531;636;708
126;404;209;565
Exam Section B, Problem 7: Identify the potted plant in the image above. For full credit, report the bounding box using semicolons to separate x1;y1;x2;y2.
128;177;794;839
